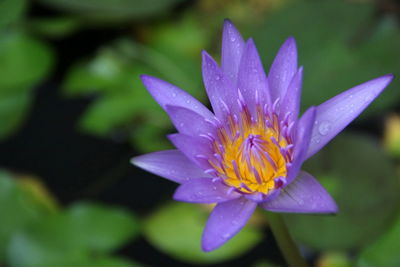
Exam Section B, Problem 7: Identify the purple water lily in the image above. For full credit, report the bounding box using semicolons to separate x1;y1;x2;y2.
132;20;393;252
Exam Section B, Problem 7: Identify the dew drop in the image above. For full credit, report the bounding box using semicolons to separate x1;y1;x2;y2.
223;233;231;239
318;121;331;136
172;92;177;97
215;75;221;81
230;36;236;42
365;94;373;102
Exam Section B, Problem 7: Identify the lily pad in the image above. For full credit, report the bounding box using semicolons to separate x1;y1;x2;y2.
0;31;53;139
7;202;139;266
0;0;26;28
0;171;50;261
63;38;204;152
357;213;400;267
284;133;400;250
144;201;262;264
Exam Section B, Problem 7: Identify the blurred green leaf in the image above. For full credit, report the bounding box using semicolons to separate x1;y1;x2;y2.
357;213;400;267
0;89;32;139
63;203;140;252
0;32;53;89
0;0;27;28
37;0;187;22
9;232;141;267
254;0;400;115
0;31;54;139
144;202;262;264
0;171;50;261
29;17;81;38
63;37;204;152
7;202;139;266
284;134;400;250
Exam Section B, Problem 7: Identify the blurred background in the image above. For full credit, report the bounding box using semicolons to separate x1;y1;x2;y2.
0;0;400;266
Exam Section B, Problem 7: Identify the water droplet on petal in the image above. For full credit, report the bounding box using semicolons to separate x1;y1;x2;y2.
365;94;373;102
318;121;331;136
230;36;236;42
172;92;177;97
215;75;221;81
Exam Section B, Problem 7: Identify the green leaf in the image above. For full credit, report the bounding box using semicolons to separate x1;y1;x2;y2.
0;171;50;261
0;32;53;89
63;38;205;152
357;213;400;267
0;88;33;139
7;202;140;266
0;31;54;139
37;0;187;22
254;0;400;115
63;203;140;252
0;0;27;28
29;16;81;38
284;133;400;250
8;233;141;267
144;202;262;264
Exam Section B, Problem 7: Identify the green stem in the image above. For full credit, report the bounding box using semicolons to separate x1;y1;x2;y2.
267;213;309;267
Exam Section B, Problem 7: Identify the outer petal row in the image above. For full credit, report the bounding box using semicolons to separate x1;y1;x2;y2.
262;171;338;213
165;105;216;137
202;51;239;119
173;178;241;203
202;197;257;252
131;150;208;184
306;74;394;159
140;75;214;121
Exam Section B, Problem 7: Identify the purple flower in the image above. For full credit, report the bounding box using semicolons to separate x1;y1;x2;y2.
132;20;394;252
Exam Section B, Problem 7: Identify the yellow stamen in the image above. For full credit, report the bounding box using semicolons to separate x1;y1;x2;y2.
210;111;291;194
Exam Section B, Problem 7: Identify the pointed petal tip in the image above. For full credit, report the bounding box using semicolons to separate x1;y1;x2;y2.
223;18;233;27
130;156;140;167
201;241;216;252
283;36;297;50
381;73;395;84
139;74;156;84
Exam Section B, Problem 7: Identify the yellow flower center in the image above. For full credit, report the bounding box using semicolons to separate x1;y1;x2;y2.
210;106;292;194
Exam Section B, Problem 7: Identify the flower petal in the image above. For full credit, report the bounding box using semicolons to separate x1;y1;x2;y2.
140;75;214;120
168;133;213;169
306;74;394;159
262;171;338;213
202;51;239;119
280;66;303;120
287;106;316;183
268;37;298;102
221;19;245;85
202;197;257;251
237;38;271;115
165;105;217;137
173;179;241;203
131;150;208;184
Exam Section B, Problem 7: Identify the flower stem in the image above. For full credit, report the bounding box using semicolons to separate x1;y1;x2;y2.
267;213;309;267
